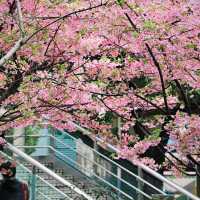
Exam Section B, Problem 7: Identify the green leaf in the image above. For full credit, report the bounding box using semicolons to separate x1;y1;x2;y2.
79;28;87;37
186;43;197;50
143;20;157;30
132;31;139;38
110;152;117;159
116;0;125;6
145;128;161;140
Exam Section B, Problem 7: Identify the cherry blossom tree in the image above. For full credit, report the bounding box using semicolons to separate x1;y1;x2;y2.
0;0;200;188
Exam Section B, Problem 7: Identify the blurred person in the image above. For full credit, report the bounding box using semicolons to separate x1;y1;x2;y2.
0;160;29;200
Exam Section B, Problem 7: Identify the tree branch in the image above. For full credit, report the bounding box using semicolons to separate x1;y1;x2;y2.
0;0;25;67
16;0;25;37
44;23;62;56
145;43;170;115
0;2;107;67
24;2;107;44
0;38;24;67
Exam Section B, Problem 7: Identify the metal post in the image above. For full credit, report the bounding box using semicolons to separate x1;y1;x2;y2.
197;165;200;197
117;166;122;200
93;140;98;176
31;166;36;200
51;129;56;164
138;167;144;200
117;117;122;200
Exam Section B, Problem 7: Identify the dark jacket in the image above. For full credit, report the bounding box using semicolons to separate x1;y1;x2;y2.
0;178;29;200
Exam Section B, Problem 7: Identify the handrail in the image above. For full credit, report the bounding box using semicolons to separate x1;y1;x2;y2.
17;146;152;199
72;122;200;200
52;136;154;192
6;127;200;200
140;164;200;200
6;143;94;200
51;133;166;195
5;134;167;197
10;133;165;197
15;145;144;200
48;146;133;199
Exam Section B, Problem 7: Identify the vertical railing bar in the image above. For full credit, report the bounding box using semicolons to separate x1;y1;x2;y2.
31;166;36;200
117;166;122;200
137;167;144;200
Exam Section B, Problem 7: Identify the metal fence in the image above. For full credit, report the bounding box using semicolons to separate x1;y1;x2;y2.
6;131;166;200
5;127;200;200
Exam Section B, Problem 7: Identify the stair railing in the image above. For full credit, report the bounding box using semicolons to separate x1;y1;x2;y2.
13;144;144;200
71;122;200;200
6;128;200;200
4;142;95;200
6;133;165;200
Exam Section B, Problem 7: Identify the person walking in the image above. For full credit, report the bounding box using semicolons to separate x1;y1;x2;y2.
0;160;29;200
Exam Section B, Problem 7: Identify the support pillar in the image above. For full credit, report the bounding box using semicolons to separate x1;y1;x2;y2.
197;165;200;197
31;166;36;200
117;166;122;200
138;167;144;200
93;140;98;176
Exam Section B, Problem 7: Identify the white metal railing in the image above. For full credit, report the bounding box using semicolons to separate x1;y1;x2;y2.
71;122;200;200
6;126;200;200
5;143;95;200
7;133;164;199
9;132;198;200
53;134;166;195
15;144;144;200
51;132;164;193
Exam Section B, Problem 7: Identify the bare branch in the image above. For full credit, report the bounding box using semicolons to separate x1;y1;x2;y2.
0;0;25;67
124;13;138;32
44;23;62;56
145;43;170;115
0;38;24;67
